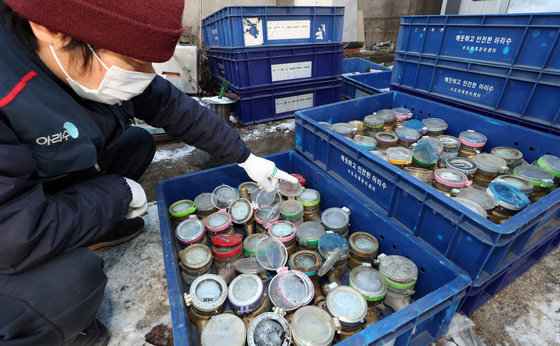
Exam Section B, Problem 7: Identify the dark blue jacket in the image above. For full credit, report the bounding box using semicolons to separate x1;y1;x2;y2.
0;22;250;274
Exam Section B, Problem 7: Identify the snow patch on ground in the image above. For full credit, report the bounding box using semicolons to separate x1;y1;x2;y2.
97;203;171;345
241;121;295;142
152;145;196;163
504;292;560;345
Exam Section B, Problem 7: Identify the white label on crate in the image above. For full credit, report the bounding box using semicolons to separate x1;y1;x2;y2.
271;61;313;82
354;89;370;98
267;20;311;40
243;18;264;46
340;154;388;192
275;93;314;114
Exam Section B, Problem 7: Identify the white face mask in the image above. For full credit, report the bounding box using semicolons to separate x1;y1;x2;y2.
50;44;156;105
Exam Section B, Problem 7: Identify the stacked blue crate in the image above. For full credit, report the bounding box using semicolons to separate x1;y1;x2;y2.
295;12;560;316
341;58;393;98
203;6;345;125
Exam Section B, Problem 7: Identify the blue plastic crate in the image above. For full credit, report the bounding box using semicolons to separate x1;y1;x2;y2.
202;6;344;48
342;57;391;74
206;43;343;90
459;228;560;315
215;77;341;125
156;151;470;346
342;71;392;99
396;14;560;73
295;91;560;285
391;53;560;130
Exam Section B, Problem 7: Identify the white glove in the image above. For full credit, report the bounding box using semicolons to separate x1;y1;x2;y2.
124;178;148;219
238;154;299;192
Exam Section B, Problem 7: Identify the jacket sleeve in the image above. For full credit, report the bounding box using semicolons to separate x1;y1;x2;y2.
131;76;251;163
0;116;132;274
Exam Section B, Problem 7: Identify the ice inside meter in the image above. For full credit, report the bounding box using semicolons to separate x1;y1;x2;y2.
296;221;326;247
228;274;265;314
204;210;231;229
321;207;350;230
255;237;288;271
228;198;253;224
296;188;320;206
211;184;238;209
269;221;296;241
185;274;228;312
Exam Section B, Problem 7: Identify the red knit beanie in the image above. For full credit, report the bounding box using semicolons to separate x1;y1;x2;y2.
5;0;185;62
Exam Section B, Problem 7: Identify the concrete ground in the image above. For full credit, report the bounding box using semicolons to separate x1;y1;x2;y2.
95;120;560;345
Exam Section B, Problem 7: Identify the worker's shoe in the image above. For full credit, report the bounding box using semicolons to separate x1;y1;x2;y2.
87;217;144;251
70;319;110;346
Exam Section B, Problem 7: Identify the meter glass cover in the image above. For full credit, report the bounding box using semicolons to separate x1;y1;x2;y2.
452;197;488;218
395;127;420;141
459;130;487;145
201;314;246;346
349;266;387;299
211;184;238;209
327;286;367;324
422;118;448;131
291;306;335;346
234;257;266;274
374;109;396;122
514;165;555;186
255;237;288;271
457;187;498;210
194;193;214;211
176;218;204;242
278;181;303;198
268;271;309;311
297;221;325;242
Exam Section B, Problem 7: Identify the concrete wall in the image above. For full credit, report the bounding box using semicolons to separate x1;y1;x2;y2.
359;0;442;48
